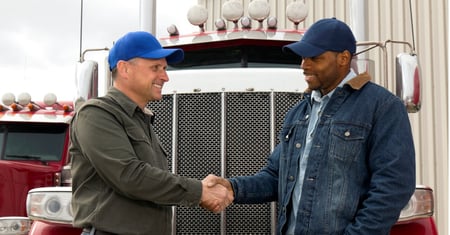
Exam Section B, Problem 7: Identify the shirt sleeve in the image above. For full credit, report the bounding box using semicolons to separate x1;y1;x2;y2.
72;104;202;207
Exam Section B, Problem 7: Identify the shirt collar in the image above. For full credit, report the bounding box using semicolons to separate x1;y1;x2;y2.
311;69;357;102
106;87;142;117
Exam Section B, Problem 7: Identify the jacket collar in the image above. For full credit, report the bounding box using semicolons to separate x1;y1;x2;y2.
345;72;371;90
303;72;371;94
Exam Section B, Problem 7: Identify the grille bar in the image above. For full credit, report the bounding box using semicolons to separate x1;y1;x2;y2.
220;92;227;235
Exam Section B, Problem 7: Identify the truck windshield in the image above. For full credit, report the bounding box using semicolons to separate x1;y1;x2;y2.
168;45;302;70
0;122;67;162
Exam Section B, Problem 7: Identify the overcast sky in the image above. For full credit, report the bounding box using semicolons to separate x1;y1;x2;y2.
0;0;197;101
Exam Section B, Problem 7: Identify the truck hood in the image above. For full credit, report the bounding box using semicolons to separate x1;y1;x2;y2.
0;160;61;217
165;68;307;94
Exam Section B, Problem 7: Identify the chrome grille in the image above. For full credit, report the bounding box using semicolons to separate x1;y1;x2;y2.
148;91;303;235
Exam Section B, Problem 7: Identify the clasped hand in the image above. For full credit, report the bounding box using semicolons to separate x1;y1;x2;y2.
199;174;234;213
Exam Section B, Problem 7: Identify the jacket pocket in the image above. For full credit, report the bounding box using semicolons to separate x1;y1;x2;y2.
125;126;150;145
329;122;368;162
125;126;154;161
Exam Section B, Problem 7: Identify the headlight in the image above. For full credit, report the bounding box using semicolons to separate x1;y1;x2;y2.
26;187;73;224
398;185;434;221
0;217;31;235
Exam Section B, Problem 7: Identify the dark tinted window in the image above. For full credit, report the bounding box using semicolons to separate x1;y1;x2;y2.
168;45;302;70
0;122;68;162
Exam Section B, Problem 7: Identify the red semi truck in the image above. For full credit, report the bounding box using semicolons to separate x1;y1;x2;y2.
0;94;75;235
0;3;438;235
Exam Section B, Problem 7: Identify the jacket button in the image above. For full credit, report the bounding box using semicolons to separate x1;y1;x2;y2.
295;143;301;148
289;176;294;181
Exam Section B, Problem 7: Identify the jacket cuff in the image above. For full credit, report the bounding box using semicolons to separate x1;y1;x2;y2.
181;178;202;207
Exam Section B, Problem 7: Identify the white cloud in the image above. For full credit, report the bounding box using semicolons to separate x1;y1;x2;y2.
156;0;199;36
0;0;197;101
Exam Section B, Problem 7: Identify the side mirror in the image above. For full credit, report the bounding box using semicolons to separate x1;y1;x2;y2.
396;53;421;113
74;60;98;110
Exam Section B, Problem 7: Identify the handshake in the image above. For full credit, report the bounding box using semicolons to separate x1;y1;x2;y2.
199;174;234;213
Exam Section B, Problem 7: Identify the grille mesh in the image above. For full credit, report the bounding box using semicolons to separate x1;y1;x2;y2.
225;92;272;234
149;95;174;172
148;91;303;234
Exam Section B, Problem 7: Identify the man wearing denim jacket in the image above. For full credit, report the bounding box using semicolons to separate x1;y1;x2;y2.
207;18;416;234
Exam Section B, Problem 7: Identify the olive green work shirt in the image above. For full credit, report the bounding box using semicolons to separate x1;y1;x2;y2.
70;87;202;235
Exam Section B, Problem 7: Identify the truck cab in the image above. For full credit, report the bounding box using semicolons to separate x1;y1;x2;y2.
0;60;97;235
0;94;73;235
20;2;437;235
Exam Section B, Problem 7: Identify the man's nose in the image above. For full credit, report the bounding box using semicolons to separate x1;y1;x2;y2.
300;58;311;69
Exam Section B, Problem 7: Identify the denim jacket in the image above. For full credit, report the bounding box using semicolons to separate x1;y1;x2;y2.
229;73;416;235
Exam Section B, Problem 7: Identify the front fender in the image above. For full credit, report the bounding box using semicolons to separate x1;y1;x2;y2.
29;220;82;235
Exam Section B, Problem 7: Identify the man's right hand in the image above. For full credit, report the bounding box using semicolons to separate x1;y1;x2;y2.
200;174;234;213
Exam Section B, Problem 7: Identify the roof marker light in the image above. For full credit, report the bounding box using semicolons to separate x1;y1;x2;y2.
167;24;179;36
267;16;278;29
248;0;270;29
240;16;252;29
43;93;57;106
2;93;15;106
286;1;308;30
17;93;31;106
215;19;227;31
26;103;37;111
1;93;23;111
222;0;244;29
62;104;72;112
43;93;72;112
187;5;208;32
10;103;22;111
17;92;43;111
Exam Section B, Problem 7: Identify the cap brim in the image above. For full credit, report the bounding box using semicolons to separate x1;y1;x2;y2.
283;41;325;58
140;48;184;64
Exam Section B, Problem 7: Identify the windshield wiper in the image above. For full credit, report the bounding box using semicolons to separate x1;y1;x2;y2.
5;154;48;165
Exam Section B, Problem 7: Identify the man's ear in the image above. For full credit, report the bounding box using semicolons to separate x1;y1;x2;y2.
116;60;129;77
338;50;352;66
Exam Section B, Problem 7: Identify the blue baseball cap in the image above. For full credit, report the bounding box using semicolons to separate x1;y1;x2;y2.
283;18;356;58
108;31;184;71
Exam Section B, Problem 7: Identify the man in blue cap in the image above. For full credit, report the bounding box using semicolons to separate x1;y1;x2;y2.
70;31;233;235
207;18;415;234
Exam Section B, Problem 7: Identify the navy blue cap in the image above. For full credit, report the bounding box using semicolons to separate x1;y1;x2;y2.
108;31;184;71
283;18;356;58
